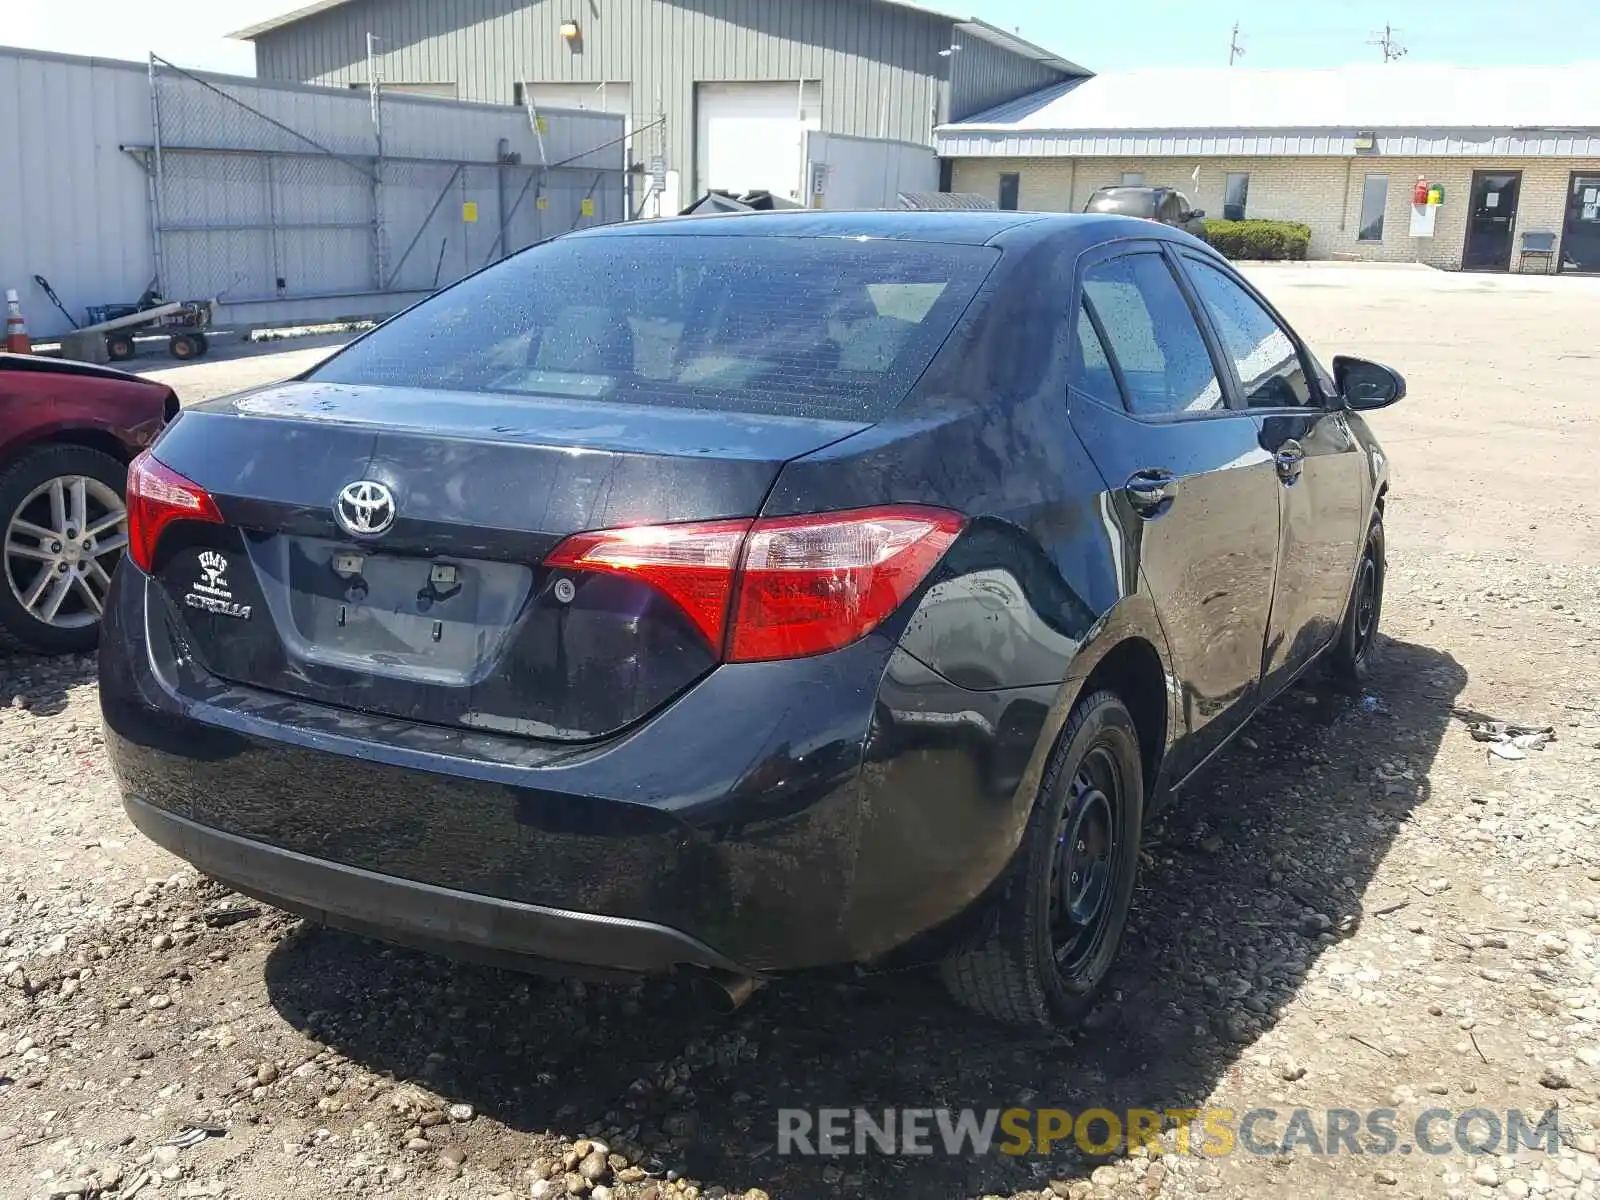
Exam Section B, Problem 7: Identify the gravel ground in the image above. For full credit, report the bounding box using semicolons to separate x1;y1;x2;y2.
2;267;1598;1200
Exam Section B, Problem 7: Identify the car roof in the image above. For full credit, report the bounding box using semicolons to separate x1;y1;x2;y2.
566;209;1181;250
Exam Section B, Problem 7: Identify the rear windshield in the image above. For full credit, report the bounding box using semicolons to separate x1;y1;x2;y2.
311;233;999;421
1087;191;1157;218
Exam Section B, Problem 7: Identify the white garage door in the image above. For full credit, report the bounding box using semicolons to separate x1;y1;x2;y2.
695;82;822;203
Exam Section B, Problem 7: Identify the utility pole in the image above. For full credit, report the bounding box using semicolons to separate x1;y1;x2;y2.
1228;22;1246;66
1369;24;1407;62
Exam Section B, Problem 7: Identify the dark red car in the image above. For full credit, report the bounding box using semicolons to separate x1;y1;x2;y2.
0;354;177;654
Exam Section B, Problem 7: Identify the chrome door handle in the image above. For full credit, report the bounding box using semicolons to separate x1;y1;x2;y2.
1125;468;1176;517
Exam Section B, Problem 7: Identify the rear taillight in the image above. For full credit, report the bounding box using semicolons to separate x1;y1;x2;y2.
126;450;223;572
543;506;964;663
543;518;753;650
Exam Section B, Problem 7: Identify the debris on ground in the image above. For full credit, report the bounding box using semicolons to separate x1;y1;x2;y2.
160;1126;227;1150
1456;713;1558;760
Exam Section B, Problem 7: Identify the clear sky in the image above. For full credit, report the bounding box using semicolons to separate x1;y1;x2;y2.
7;0;1600;76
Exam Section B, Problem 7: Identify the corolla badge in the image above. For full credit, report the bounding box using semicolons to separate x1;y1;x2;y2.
335;480;397;537
184;549;251;620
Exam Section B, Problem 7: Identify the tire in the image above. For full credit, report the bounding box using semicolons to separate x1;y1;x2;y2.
1329;515;1385;689
0;444;130;655
168;333;201;361
940;689;1144;1029
106;334;135;362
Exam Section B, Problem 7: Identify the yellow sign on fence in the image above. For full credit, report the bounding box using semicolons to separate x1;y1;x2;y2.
580;198;596;218
462;202;479;223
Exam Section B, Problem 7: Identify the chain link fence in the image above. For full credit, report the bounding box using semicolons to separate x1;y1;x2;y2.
137;56;630;325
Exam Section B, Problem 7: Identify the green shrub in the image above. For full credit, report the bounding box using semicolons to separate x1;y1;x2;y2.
1203;219;1312;261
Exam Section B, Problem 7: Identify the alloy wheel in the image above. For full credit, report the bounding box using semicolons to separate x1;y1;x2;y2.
3;475;128;630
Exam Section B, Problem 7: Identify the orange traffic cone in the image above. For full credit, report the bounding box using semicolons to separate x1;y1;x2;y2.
4;289;32;355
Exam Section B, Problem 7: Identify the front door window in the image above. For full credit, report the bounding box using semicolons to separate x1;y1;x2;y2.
1080;252;1223;416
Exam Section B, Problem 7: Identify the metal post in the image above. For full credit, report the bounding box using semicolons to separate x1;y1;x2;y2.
496;137;512;262
368;33;387;289
459;169;470;279
657;101;668;216
797;79;808;203
524;84;549;241
266;157;285;294
146;55;168;296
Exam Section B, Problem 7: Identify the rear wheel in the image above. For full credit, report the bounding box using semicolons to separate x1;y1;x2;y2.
1330;516;1384;689
106;334;135;362
940;689;1143;1028
0;445;129;655
168;333;204;361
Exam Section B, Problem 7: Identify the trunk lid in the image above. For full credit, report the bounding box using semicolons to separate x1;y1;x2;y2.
148;380;866;740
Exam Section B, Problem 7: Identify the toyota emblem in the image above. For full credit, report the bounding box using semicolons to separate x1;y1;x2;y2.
335;480;397;537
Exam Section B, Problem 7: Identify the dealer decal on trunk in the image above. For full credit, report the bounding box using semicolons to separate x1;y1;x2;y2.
184;550;253;621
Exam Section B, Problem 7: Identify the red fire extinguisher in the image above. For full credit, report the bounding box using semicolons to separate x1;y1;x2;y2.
1413;177;1430;205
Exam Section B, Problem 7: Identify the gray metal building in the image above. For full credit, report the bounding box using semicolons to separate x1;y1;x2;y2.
234;0;1085;214
0;44;623;341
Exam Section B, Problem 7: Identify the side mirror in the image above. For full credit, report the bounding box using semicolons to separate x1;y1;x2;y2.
1333;355;1405;411
1185;209;1206;220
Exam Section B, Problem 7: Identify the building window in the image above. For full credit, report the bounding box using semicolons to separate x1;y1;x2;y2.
1222;172;1248;219
998;173;1020;211
1121;171;1144;186
1358;173;1389;241
1223;172;1250;221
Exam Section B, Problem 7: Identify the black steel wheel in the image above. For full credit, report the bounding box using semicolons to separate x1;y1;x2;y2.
106;334;135;362
1330;516;1385;689
941;689;1143;1028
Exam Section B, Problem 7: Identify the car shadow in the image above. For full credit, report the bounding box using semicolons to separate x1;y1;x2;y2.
0;651;96;718
263;635;1466;1198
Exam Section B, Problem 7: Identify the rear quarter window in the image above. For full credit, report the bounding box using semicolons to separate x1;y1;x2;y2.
312;235;999;422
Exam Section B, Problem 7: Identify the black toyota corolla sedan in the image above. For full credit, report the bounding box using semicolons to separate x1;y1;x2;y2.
100;211;1401;1028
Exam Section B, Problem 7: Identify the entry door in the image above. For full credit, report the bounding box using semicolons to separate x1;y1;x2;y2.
1561;173;1600;274
1463;171;1522;271
1066;244;1282;782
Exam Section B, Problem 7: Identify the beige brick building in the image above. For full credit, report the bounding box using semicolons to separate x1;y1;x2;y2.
936;64;1600;274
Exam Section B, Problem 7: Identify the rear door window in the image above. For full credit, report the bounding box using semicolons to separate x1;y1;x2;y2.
1068;301;1122;409
1080;252;1223;417
311;236;998;422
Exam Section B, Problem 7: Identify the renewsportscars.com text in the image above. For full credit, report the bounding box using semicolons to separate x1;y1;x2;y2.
777;1107;1562;1158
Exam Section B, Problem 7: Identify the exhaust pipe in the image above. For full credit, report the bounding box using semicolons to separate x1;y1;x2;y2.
690;969;763;1012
